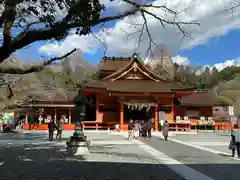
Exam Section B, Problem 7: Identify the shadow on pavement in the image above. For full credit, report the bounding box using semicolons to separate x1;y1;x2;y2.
0;142;240;180
0;132;47;140
0;143;185;180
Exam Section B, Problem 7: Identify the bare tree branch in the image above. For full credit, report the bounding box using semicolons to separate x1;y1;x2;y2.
0;48;77;74
115;0;200;61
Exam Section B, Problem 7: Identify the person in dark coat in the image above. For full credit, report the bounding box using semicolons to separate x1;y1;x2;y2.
229;129;236;157
48;119;57;141
142;120;148;137
231;124;240;158
162;120;169;140
147;120;153;138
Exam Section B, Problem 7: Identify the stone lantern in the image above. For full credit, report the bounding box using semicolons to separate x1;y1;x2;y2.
66;89;90;156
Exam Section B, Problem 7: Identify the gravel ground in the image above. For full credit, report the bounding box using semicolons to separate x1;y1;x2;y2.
0;132;184;180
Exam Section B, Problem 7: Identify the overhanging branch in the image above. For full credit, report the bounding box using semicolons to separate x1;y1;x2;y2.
0;48;77;74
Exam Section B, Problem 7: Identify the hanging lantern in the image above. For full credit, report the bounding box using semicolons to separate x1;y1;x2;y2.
131;105;134;110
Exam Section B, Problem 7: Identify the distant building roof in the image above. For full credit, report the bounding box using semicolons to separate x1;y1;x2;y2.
99;56;132;71
180;91;227;106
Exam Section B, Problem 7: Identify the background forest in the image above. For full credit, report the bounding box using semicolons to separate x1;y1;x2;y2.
0;51;240;111
173;63;240;89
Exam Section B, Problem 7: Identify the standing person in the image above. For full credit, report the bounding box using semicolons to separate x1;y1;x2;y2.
162;120;169;140
48;119;56;141
147;120;153;138
56;118;64;140
139;120;144;137
229;128;236;157
133;120;140;139
128;119;134;140
142;120;147;137
232;124;240;158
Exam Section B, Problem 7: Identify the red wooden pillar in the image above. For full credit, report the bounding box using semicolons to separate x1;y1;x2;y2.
172;95;175;122
120;103;124;131
96;92;99;121
154;104;159;131
172;95;176;130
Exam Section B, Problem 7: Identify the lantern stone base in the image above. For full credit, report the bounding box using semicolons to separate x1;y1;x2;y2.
66;132;90;156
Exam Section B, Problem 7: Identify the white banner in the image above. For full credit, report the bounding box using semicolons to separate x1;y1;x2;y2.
229;106;234;116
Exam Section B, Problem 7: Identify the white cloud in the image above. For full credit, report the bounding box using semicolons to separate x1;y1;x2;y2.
39;0;240;59
172;55;191;66
213;59;240;70
173;55;240;73
39;34;99;56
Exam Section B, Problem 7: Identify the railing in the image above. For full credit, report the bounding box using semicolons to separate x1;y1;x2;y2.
81;121;119;131
168;122;191;131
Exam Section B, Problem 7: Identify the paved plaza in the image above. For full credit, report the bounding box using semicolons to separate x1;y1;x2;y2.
0;131;240;180
169;131;234;155
0;131;183;180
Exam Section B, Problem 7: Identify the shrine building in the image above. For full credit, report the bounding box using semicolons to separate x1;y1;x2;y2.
78;54;195;131
20;54;197;131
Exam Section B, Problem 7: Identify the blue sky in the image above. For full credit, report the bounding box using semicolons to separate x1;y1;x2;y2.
16;28;240;67
14;0;240;70
179;29;240;67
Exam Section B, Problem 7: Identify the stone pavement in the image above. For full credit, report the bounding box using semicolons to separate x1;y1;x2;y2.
144;132;240;180
0;131;183;180
169;131;232;155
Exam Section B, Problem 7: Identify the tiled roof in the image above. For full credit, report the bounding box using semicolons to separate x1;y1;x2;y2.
180;91;227;106
31;89;78;103
85;80;191;93
99;57;132;71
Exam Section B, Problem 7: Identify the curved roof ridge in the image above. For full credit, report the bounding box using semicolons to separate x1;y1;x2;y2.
102;57;169;82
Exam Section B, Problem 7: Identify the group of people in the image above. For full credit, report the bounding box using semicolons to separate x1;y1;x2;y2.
127;119;169;140
229;125;240;158
48;118;64;141
128;119;152;140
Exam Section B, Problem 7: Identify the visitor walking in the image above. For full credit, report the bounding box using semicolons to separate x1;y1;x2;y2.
128;119;134;140
162;120;169;140
133;120;140;139
147;120;153;138
48;119;57;141
231;124;240;158
229;128;236;157
139;120;144;136
142;120;148;137
56;118;64;140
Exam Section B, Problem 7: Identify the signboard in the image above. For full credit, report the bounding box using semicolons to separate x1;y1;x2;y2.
230;115;238;124
229;106;234;116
